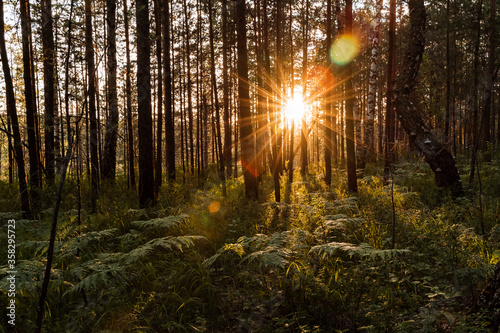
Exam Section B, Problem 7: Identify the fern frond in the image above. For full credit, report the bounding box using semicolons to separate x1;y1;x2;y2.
310;242;410;260
124;235;206;263
131;214;190;231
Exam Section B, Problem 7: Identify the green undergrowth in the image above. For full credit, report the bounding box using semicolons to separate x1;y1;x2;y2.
1;157;499;332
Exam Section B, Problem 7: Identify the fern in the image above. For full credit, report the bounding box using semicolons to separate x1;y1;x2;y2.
310;242;410;260
125;235;206;263
131;214;190;232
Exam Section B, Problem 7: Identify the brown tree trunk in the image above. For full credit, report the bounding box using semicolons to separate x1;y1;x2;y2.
124;0;135;188
393;0;463;196
154;0;163;195
182;0;194;175
222;0;233;179
86;0;99;211
20;0;41;194
102;0;119;181
300;0;310;177
0;0;32;218
345;0;357;192
163;0;175;181
384;0;397;181
236;0;258;199
137;0;155;206
41;0;55;184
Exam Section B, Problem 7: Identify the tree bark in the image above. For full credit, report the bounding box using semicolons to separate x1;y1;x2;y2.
85;0;99;211
384;0;396;180
124;0;136;188
236;0;259;200
222;0;233;179
102;0;119;181
163;0;175;181
41;0;55;184
0;0;32;218
182;0;194;175
20;0;41;193
154;0;163;195
393;0;463;196
324;0;333;186
300;0;310;177
345;0;357;192
137;0;155;207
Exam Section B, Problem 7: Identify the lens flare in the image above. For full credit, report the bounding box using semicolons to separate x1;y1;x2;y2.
208;201;220;213
330;34;359;66
284;94;306;122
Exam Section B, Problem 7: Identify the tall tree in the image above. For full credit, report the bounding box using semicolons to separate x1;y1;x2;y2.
222;0;233;179
137;0;155;206
163;0;175;181
124;0;135;188
345;0;357;192
384;0;397;180
300;0;309;177
86;0;99;211
41;0;55;184
154;0;163;195
20;0;41;192
236;0;259;199
393;0;463;196
324;0;333;186
182;0;195;175
0;0;32;218
102;0;119;180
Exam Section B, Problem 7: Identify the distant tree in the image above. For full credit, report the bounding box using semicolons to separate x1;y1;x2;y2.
236;0;259;200
137;0;155;207
0;0;32;218
124;0;135;188
300;0;310;177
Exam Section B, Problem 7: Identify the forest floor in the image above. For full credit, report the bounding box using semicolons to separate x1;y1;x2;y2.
1;155;500;332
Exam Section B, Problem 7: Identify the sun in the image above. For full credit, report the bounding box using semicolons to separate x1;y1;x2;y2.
283;94;306;123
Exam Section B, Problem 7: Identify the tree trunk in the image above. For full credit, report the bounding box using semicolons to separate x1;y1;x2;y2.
85;0;99;211
182;0;194;175
0;0;32;218
222;0;233;179
393;0;463;196
345;0;357;192
236;0;258;200
20;0;41;194
154;0;163;195
324;0;332;186
384;0;396;180
137;0;155;207
124;0;135;188
163;0;175;181
102;0;119;181
41;0;55;184
300;0;310;177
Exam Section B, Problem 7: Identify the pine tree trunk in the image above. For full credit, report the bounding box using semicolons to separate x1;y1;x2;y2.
154;0;162;195
236;0;258;200
123;0;135;188
20;0;41;193
300;0;310;177
345;0;357;192
0;0;32;218
85;0;99;211
393;0;463;196
182;0;194;175
324;0;332;186
137;0;155;207
41;0;55;184
222;0;233;179
102;0;118;181
163;0;175;181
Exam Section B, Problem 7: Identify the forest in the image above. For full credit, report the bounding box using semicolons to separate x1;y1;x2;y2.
0;0;499;331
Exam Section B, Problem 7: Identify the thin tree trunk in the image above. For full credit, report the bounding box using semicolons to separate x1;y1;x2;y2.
124;0;135;188
182;0;194;175
20;0;41;193
300;0;310;177
345;0;357;192
236;0;258;199
163;0;175;181
0;0;32;218
384;0;397;181
154;0;163;195
102;0;118;181
41;0;55;184
86;0;99;211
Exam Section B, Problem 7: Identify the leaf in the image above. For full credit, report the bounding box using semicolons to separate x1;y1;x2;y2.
131;214;190;231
